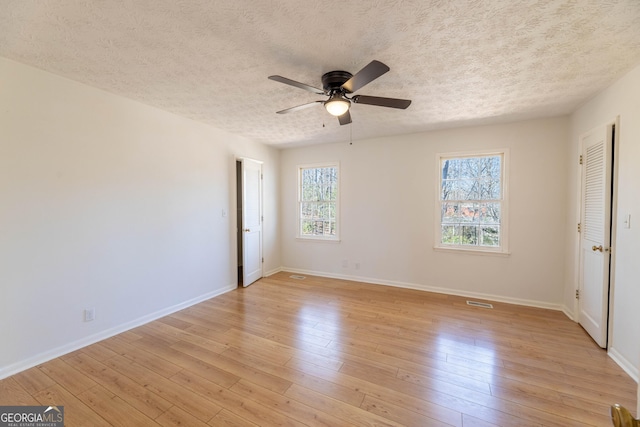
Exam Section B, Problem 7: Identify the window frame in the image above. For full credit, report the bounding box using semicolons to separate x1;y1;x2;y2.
434;149;509;255
297;162;340;242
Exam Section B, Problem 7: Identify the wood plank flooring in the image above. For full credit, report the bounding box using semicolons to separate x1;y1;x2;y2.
1;272;636;426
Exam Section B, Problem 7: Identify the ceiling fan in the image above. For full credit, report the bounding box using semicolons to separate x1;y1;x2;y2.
268;60;411;125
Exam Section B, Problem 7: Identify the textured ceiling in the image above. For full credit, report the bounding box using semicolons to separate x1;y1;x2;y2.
2;1;640;147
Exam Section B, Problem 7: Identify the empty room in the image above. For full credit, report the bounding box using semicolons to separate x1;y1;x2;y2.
1;1;639;426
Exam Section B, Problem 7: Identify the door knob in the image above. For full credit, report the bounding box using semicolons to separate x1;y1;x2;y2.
592;245;603;252
244;229;250;232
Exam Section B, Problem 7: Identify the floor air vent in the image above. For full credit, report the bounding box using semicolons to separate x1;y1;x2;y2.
466;301;493;309
289;275;306;280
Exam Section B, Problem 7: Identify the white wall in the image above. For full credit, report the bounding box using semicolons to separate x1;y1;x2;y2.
567;64;640;388
0;57;280;378
280;117;570;308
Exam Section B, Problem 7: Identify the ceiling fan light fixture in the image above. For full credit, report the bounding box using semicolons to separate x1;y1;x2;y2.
325;96;350;116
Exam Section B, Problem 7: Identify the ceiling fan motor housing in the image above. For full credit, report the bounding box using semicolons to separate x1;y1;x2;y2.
321;71;353;93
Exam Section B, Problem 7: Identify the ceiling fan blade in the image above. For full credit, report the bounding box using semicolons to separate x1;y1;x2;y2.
276;101;324;114
341;60;390;93
352;95;411;109
338;111;352;126
268;75;325;95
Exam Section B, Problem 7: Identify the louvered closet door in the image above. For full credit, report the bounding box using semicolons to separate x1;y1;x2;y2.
578;124;612;348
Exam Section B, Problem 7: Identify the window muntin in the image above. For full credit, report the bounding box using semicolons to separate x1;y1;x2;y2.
298;164;339;240
437;153;506;252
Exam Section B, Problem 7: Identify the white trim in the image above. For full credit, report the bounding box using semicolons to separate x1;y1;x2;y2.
608;347;639;383
281;267;564;312
606;117;620;352
236;156;264;165
0;285;235;380
571;128;584;322
561;305;575;321
264;266;283;277
433;246;510;257
434;149;510;254
296;162;340;241
295;237;341;243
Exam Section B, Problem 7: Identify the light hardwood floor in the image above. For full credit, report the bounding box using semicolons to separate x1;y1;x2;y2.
0;272;636;426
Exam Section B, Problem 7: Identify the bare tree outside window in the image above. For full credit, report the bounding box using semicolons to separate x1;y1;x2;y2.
299;165;338;239
440;155;503;248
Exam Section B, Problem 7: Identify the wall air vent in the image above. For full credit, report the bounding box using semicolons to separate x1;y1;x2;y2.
466;301;494;309
289;275;306;280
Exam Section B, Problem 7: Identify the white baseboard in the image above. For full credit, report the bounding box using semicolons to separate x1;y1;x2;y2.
561;305;576;321
264;266;283;277
609;347;639;383
0;285;235;380
281;267;564;312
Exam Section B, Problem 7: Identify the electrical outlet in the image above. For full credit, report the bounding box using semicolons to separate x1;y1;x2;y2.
84;308;95;322
342;259;348;268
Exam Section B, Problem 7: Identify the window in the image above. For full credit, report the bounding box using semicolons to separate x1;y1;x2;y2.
436;151;508;253
298;163;339;240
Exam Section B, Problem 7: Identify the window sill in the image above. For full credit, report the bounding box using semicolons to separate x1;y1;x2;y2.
433;246;510;257
296;237;341;243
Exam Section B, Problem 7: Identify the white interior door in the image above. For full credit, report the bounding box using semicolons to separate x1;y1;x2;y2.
241;158;263;287
578;123;613;348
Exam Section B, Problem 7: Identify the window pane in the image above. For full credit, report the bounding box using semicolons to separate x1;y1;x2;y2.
301;167;338;201
442;159;458;179
459;179;479;200
481;226;500;246
441;225;460;245
438;154;504;249
478;156;501;178
319;168;337;201
441;179;454;200
459;203;479;223
299;165;338;239
300;202;315;219
323;221;336;236
328;202;336;220
300;219;315;236
478;178;501;200
441;202;458;223
461;225;478;245
479;203;500;224
317;202;328;220
301;170;312;200
301;219;331;236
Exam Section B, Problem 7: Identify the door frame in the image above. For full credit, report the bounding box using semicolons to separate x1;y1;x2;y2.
235;157;264;287
573;117;620;349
